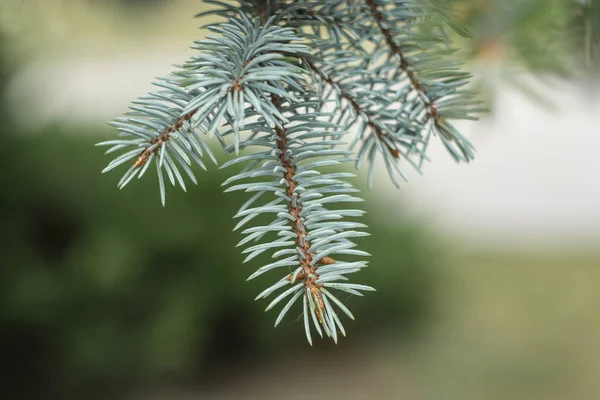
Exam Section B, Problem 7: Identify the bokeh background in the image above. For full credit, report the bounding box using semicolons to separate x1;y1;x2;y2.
1;1;599;399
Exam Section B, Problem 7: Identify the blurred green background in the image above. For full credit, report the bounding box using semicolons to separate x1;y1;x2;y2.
1;1;600;400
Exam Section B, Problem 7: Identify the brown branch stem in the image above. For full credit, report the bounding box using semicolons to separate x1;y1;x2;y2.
133;109;198;168
270;95;327;320
255;0;268;25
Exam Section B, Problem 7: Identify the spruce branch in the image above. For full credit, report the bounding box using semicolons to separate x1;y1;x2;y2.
97;0;482;344
364;0;478;163
218;13;373;342
222;98;372;344
99;15;310;204
97;75;213;205
304;49;427;187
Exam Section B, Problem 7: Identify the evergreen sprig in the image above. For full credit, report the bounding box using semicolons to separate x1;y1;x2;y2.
98;0;481;344
222;99;372;344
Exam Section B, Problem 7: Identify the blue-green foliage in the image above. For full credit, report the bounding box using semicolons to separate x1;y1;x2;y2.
98;0;480;343
221;102;372;344
98;17;308;205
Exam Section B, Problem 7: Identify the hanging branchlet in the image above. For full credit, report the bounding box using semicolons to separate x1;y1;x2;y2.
363;0;480;163
221;99;373;345
98;0;482;344
99;15;310;204
264;0;481;185
97;75;214;206
303;50;425;187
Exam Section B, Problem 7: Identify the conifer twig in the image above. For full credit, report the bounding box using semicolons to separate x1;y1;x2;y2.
365;0;474;158
98;0;479;344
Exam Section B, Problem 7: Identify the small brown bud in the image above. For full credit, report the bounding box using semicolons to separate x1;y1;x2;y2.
320;256;337;265
134;150;150;168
